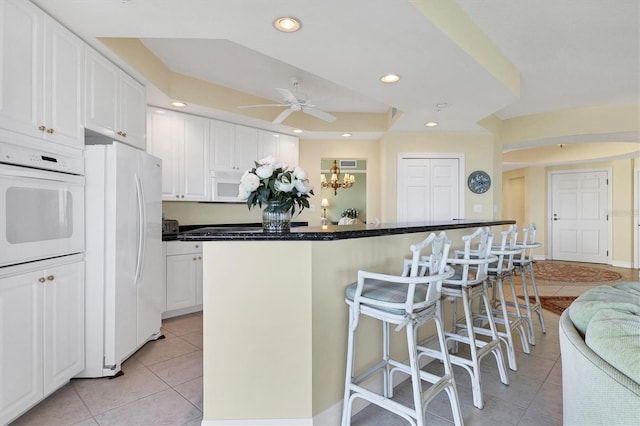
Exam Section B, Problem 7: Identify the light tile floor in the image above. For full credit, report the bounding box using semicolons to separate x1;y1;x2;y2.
11;262;639;426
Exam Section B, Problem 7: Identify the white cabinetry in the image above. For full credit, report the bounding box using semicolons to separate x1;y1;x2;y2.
0;0;84;150
164;242;202;318
210;120;258;173
258;130;299;168
85;47;146;149
0;260;84;425
147;108;209;201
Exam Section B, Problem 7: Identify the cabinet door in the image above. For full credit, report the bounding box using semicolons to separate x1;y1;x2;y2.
43;261;84;395
278;134;299;169
0;269;43;425
258;130;279;161
43;16;84;149
182;114;209;200
234;125;258;172
85;47;119;137
166;253;198;311
209;119;236;172
0;0;44;139
148;109;181;200
119;74;146;149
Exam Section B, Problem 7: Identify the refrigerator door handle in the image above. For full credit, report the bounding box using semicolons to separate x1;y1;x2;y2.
134;173;146;285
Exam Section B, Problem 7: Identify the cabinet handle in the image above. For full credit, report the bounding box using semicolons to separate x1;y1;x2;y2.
195;245;199;248
117;131;122;136
198;256;202;260
175;195;180;198
46;275;54;281
181;195;185;198
46;128;54;134
38;277;46;283
193;257;197;261
121;131;127;137
38;125;46;132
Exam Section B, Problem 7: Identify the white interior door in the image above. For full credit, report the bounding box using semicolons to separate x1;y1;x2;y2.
634;168;639;268
551;170;609;263
398;157;460;222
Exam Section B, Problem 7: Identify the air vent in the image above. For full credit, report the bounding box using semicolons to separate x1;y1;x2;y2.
339;160;357;168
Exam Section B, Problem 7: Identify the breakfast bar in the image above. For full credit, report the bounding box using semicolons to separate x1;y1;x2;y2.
182;219;514;424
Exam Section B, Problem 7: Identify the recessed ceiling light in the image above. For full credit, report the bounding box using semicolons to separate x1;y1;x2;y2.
273;17;301;32
170;101;187;108
425;122;439;127
380;74;400;83
342;133;352;137
292;129;303;134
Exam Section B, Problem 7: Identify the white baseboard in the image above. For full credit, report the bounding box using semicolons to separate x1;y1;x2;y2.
533;254;546;261
611;260;634;269
202;418;312;426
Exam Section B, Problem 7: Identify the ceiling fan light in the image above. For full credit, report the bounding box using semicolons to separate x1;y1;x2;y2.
274;17;301;32
380;74;400;83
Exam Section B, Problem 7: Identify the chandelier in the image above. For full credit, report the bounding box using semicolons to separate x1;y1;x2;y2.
321;160;355;195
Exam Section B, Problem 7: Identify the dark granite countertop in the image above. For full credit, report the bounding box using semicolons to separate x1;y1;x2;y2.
176;219;515;241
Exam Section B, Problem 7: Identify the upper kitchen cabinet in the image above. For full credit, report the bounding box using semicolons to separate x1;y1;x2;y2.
258;130;299;169
0;0;84;150
147;108;209;201
85;47;146;150
209;120;258;173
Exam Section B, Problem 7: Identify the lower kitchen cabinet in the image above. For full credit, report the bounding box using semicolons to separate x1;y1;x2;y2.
0;259;84;425
164;241;203;318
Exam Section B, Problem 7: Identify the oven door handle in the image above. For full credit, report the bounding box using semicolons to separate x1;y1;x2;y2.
134;173;146;286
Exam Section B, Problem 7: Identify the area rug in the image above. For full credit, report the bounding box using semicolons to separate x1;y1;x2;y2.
533;261;622;283
518;295;577;316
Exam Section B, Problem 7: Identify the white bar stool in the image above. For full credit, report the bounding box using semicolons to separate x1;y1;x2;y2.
513;223;546;345
475;225;530;371
420;227;509;409
342;232;463;426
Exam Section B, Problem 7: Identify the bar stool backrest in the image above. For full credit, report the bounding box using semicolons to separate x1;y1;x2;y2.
490;224;519;274
458;226;494;283
516;223;537;263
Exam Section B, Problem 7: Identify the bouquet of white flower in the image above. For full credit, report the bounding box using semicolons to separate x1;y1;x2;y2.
238;155;314;215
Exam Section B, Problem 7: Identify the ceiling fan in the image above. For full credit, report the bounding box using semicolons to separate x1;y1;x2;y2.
239;78;336;124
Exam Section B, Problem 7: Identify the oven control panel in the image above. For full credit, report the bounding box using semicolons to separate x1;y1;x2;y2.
0;142;84;175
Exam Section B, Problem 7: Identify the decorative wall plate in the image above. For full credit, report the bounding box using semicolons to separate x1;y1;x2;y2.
468;170;491;194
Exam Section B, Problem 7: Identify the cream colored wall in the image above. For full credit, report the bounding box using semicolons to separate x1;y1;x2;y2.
162;201;262;225
378;132;496;222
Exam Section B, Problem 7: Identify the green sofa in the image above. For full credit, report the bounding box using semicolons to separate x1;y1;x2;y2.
559;282;640;426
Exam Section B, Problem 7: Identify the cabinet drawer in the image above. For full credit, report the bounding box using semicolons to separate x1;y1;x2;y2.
166;241;203;256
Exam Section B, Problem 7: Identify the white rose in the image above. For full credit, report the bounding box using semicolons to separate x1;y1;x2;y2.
294;179;312;194
275;175;295;193
293;166;307;180
255;163;274;179
238;185;251;200
240;172;260;192
274;162;288;171
258;155;277;166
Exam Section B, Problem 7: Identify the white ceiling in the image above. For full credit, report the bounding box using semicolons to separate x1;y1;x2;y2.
34;0;639;142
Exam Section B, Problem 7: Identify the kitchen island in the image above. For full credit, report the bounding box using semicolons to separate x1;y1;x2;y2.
184;219;514;425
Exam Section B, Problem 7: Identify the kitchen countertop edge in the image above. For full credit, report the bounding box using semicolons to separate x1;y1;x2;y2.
176;219;515;241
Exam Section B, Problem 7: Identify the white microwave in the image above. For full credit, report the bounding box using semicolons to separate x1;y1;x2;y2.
210;171;242;202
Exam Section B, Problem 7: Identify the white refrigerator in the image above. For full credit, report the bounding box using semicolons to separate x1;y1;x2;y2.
79;142;163;378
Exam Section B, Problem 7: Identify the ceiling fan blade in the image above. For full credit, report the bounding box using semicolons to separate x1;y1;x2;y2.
273;108;293;124
302;107;336;123
238;104;285;109
275;88;299;105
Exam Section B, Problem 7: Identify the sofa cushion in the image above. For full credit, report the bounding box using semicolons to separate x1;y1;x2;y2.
569;285;640;335
614;281;640;297
585;308;640;386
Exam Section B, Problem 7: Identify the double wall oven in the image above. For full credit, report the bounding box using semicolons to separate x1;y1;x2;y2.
0;143;85;268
